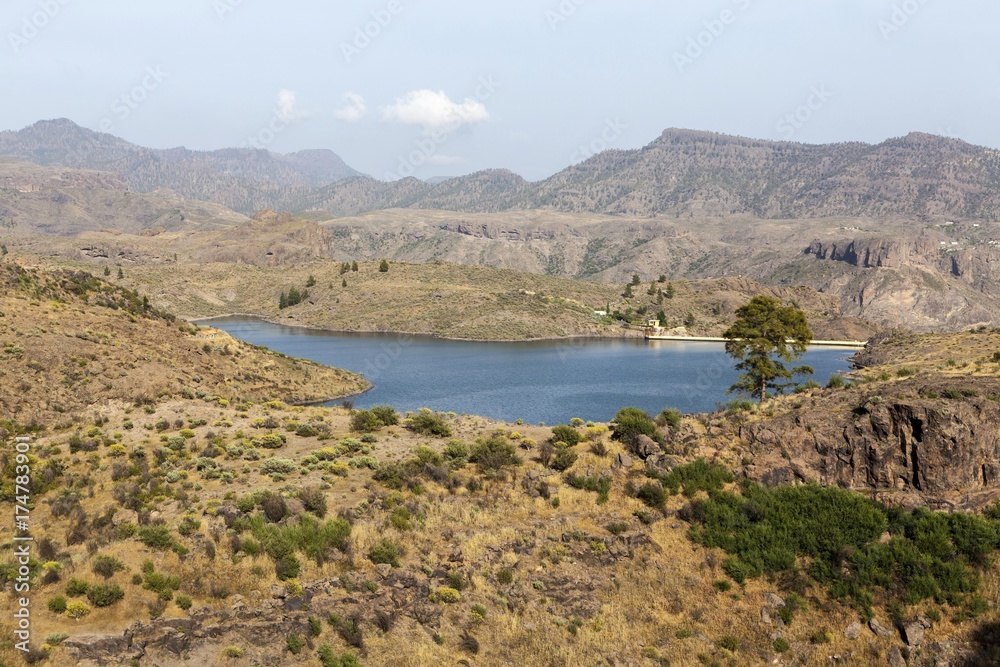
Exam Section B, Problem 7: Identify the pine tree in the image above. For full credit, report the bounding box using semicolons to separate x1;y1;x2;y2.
623;284;633;298
287;287;301;307
342;278;347;288
306;275;316;287
379;259;390;273
351;262;359;272
665;282;676;299
647;281;657;296
103;266;111;277
279;291;288;309
723;296;813;402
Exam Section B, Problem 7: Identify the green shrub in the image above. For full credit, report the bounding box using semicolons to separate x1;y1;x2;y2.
350;406;398;433
65;578;89;597
406;409;452;437
550;447;578;472
369;539;401;567
175;594;193;611
660;459;733;498
286;633;304;655
565;472;612;504
260;458;297;475
92;554;125;579
686;482;998;616
549;425;582;446
826;374;845;389
605;521;630;536
610;407;659;450
86;583;125;607
318;645;361;667
298;486;328;518
137;525;175;551
657;408;683;429
443;439;470;469
470;434;522;474
636;481;667;507
47;595;67;614
773;638;790;653
309;615;323;637
716;635;739;652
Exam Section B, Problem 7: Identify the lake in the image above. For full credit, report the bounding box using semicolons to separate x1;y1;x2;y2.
206;317;859;424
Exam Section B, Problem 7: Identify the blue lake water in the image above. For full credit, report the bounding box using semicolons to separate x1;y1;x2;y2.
206;317;858;424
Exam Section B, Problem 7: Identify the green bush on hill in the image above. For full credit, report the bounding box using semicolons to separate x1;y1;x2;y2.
685;481;1000;617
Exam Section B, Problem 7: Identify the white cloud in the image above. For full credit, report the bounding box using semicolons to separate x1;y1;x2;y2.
382;89;490;134
333;92;367;122
276;89;308;122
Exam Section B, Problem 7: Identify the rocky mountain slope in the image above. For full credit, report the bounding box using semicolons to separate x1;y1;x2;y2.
299;130;1000;220
0;159;248;236
0;262;367;426
0;120;359;214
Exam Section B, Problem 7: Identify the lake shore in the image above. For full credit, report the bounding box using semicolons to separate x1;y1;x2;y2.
188;312;646;343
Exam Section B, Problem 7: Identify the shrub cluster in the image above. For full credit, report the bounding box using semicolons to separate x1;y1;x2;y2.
686;482;999;617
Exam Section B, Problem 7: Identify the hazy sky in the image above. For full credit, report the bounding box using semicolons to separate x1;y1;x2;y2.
3;0;998;181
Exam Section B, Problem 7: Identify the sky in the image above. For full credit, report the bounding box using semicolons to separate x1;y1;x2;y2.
2;0;998;182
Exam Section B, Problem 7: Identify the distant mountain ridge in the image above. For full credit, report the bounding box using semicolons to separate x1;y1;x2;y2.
0;119;360;214
299;129;1000;220
4;120;1000;222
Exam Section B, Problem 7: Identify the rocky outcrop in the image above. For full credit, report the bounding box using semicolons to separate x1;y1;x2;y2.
805;235;941;269
739;379;1000;510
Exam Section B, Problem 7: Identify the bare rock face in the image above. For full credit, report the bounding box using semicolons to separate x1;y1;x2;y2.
740;379;1000;510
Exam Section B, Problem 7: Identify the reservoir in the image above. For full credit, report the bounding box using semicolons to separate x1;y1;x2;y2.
207;317;859;424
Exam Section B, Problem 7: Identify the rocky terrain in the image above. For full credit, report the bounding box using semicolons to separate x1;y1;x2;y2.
0;159;247;236
3;265;1000;667
296;130;1000;220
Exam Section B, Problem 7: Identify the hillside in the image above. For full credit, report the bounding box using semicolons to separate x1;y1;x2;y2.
0;262;368;426
298;130;1000;220
3;272;1000;666
0;160;247;236
11;253;873;342
0;120;360;214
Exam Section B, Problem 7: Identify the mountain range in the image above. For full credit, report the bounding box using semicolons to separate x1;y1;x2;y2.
0;119;358;214
3;120;1000;221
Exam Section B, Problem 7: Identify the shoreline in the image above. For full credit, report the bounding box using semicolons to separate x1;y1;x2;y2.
187;312;646;344
189;313;870;348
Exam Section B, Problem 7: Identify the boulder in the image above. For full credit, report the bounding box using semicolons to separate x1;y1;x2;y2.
903;620;925;647
869;617;895;639
844;621;862;640
888;646;907;667
613;453;633;469
285;498;306;516
634;435;661;459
